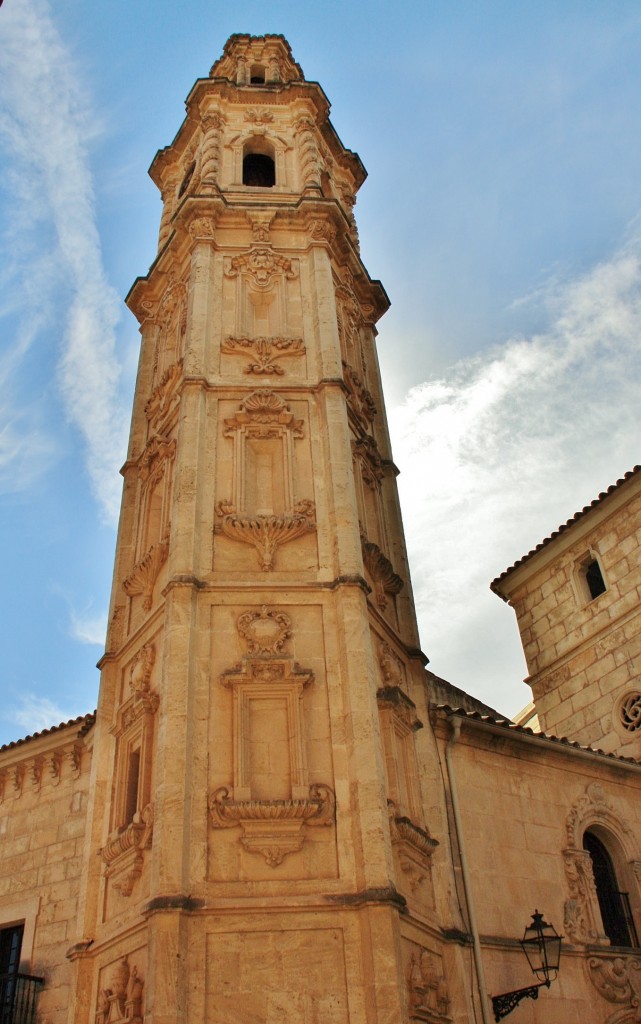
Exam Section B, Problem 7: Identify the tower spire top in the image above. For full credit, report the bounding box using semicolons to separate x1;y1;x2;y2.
210;33;304;85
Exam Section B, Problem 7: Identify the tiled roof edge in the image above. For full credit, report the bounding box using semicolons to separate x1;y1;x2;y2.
434;704;641;768
0;712;96;754
490;465;641;598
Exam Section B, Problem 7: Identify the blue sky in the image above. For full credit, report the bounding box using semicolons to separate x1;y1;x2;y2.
2;0;641;742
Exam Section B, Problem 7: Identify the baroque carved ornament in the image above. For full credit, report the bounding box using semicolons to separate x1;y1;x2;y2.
362;538;404;611
588;955;641;1024
564;783;636;945
95;955;145;1024
209;607;335;866
215;391;316;571
225;248;297;289
407;948;451;1024
123;533;170;612
221;335;305;375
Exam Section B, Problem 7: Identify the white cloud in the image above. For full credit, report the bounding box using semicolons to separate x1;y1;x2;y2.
391;234;641;715
69;608;107;647
6;693;73;735
0;0;127;523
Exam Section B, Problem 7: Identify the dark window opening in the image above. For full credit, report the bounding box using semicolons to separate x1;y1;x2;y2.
125;749;141;825
178;162;195;198
584;831;638;947
243;153;275;188
0;924;23;1024
585;559;607;600
250;65;265;84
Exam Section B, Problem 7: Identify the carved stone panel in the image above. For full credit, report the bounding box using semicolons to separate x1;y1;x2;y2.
95;955;145;1024
209;607;334;866
215;392;316;571
206;929;348;1024
405;944;451;1024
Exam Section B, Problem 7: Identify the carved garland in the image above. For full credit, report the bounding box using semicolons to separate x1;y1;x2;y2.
221;335;305;375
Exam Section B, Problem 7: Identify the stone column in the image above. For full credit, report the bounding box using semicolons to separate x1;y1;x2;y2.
199;112;224;193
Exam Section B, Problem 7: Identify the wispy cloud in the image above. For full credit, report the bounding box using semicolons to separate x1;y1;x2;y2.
6;693;74;735
69;608;107;647
391;234;641;714
0;0;127;523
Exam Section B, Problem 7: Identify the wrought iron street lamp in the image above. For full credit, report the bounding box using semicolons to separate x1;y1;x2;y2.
491;911;562;1021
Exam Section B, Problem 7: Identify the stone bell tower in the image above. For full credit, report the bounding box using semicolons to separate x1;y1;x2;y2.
68;34;446;1024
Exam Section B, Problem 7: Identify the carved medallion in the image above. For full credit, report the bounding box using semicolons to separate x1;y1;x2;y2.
237;606;292;655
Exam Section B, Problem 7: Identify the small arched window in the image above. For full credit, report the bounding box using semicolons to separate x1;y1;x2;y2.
243;152;275;188
250;65;265;84
583;830;639;947
577;554;607;602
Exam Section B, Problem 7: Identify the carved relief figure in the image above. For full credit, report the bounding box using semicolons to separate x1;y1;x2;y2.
95;956;145;1024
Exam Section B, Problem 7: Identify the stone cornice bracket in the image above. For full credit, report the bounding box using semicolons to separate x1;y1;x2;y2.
587;954;641;1024
361;538;404;611
101;803;154;898
123;533;170;611
173;197;225;245
377;688;423;732
208;784;335;867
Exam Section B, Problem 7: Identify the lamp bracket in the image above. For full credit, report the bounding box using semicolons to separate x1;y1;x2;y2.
491;981;548;1022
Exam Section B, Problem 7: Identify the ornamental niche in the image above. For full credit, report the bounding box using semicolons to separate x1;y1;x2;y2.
100;643;159;898
209;606;334;866
215;391;316;571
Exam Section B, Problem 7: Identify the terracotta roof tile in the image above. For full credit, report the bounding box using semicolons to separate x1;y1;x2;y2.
434;704;641;767
0;712;96;754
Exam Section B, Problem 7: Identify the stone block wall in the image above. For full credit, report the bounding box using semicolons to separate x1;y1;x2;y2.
0;718;92;1024
496;477;641;752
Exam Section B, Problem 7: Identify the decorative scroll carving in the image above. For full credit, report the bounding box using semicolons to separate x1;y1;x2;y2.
407;948;451;1023
244;109;274;125
237;606;292;655
353;435;384;489
130;643;156;696
378;640;404;687
101;804;154;897
69;743;82;779
389;801;438;896
137;435;176;486
30;756;44;791
222;335;305;375
123;535;170;611
564;783;637;944
294;116;322;191
200;111;224;191
587;955;641;1024
50;750;63;786
564;849;599;943
343;360;376;428
209;785;334;867
225;248;296;289
309;217;338;246
95;955;145;1024
362;539;404;611
188;216;216;240
223;390;304;434
215;500;316;571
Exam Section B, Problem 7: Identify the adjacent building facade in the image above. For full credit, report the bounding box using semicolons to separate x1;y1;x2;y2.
1;35;641;1024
